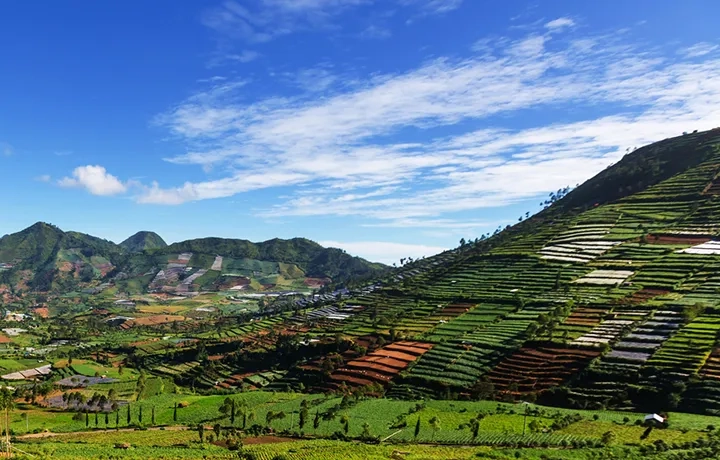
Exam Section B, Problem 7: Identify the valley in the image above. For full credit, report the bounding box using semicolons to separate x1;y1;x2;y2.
2;129;720;458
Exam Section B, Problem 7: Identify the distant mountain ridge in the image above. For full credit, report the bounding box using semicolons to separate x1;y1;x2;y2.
0;224;387;293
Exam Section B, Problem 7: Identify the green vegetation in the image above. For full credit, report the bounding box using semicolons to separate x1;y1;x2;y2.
3;129;720;458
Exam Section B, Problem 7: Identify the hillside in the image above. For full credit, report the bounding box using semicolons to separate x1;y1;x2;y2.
0;225;387;294
301;127;720;413
119;231;167;252
204;127;720;416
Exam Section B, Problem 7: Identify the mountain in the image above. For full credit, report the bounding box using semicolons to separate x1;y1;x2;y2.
161;237;386;280
283;127;720;415
119;231;167;253
0;225;387;294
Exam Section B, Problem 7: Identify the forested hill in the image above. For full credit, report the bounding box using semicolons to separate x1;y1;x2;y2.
119;231;167;253
0;225;388;293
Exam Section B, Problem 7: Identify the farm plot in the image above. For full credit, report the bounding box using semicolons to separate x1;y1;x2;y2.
573;270;634;286
398;319;533;394
620;288;672;304
487;345;601;394
700;347;720;380
291;305;361;324
621;310;683;353
555;306;611;340
330;341;433;388
645;312;720;376
210;255;223;271
539;223;620;263
678;240;720;255
572;319;635;346
1;364;52;380
424;303;515;341
121;315;187;329
56;375;119;388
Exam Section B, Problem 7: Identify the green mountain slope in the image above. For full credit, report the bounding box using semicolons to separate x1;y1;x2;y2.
119;231;167;252
280;127;720;415
161;237;386;281
0;224;388;293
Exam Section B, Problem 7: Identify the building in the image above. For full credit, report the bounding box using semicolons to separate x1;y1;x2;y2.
644;413;665;427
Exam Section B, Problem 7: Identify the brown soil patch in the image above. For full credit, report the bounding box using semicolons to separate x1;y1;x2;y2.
32;307;49;318
645;234;711;245
125;315;186;327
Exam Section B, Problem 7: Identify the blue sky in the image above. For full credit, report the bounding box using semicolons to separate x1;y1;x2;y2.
1;1;720;264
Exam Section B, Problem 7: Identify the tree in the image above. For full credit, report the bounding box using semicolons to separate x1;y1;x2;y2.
198;424;205;443
85;411;89;428
429;416;440;441
0;387;14;454
313;411;320;430
299;400;308;430
361;422;372;440
213;423;221;438
139;405;143;424
126;404;131;425
115;410;119;427
414;417;421;439
151;406;156;426
601;431;616;445
173;403;178;422
340;415;350;435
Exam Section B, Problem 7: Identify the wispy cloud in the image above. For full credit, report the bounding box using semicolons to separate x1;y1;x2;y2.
58;165;128;196
210;50;261;67
544;17;575;31
35;174;51;183
679;42;719;58
400;0;463;15
203;0;462;46
360;24;392;39
202;0;369;43
90;23;720;230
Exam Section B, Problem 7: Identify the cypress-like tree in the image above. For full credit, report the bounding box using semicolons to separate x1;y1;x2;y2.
414;417;421;439
95;412;98;426
151;406;156;426
139;405;143;424
313;411;320;430
116;410;119;427
105;412;109;426
173;403;178;422
85;412;89;428
127;404;131;425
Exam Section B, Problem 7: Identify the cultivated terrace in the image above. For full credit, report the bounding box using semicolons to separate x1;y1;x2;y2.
3;129;720;458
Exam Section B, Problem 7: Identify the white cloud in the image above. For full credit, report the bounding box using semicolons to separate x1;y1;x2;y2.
202;0;370;43
360;25;391;39
202;0;461;44
399;0;463;15
35;174;51;183
544;17;575;31
224;50;261;63
58;165;128;196
138;28;720;231
680;42;719;58
320;240;447;264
